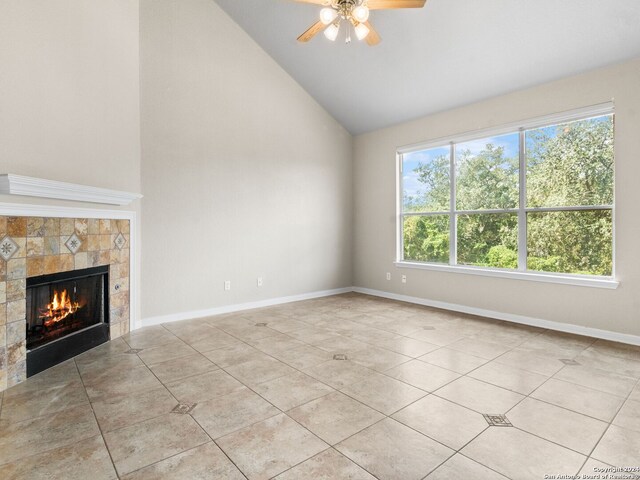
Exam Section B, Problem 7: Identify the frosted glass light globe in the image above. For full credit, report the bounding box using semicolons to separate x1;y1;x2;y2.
352;5;370;23
320;7;338;25
355;22;370;40
324;22;340;41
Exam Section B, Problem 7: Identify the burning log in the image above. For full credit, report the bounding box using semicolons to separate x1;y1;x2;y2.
40;289;81;327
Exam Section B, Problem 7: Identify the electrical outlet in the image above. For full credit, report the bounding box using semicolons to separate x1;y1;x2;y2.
224;280;231;291
386;272;391;281
257;277;263;287
401;275;407;284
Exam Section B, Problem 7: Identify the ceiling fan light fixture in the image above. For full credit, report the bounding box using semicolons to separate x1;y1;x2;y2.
297;0;427;46
352;5;370;23
320;7;338;25
324;22;340;41
354;22;370;40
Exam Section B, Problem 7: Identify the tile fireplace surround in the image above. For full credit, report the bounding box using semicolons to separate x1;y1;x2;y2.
0;215;131;391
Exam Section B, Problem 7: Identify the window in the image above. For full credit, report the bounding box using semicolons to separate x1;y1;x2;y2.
398;105;615;283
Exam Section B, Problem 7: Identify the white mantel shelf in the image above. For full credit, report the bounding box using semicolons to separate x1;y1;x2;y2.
0;174;142;206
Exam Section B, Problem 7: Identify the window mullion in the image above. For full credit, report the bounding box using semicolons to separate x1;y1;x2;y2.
398;153;404;262
518;129;527;272
525;205;612;213
450;142;457;266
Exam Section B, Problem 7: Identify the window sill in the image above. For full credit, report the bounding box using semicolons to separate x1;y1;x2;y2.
394;261;620;290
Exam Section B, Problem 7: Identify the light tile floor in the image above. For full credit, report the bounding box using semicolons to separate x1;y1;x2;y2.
1;293;640;479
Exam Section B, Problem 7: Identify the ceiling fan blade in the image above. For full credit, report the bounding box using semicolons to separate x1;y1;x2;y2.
364;21;381;46
297;20;328;42
290;0;330;4
367;0;427;10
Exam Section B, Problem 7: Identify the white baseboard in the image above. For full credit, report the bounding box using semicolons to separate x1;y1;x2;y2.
353;287;640;347
139;287;354;328
139;284;640;347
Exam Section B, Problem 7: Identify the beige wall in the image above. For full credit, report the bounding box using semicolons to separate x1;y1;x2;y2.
0;0;143;328
354;59;640;337
139;0;353;319
0;0;141;194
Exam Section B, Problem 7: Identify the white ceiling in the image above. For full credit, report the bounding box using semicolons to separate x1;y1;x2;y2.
213;0;640;135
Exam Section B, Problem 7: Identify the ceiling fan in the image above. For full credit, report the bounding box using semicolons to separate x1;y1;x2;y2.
294;0;427;46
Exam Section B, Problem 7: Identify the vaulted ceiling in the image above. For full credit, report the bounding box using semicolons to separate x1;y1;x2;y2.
214;0;640;134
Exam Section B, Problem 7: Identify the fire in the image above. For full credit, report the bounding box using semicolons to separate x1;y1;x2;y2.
40;289;80;327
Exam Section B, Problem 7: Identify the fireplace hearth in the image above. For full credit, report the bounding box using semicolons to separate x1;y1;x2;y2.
26;266;110;376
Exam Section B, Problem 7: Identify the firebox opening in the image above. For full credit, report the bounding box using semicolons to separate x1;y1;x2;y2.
26;265;110;376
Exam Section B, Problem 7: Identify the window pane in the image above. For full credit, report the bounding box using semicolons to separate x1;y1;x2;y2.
456;133;520;210
402;147;450;213
527;210;613;276
526;115;614;208
403;215;450;264
457;213;518;269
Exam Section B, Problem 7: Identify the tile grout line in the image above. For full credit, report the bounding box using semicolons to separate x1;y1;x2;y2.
392;300;617;476
497;345;636;443
123;328;250;478
417;426;515;480
197;367;345;478
121;404;251;480
153;321;357;479
71;357;121;479
82;335;188;440
80;334;200;478
457;333;636;475
106;334;246;478
416;327;595;477
231;315;518;478
203;300;624;478
411;333;537;479
189;315;465;479
549;362;639;396
278;314;521;404
270;445;378;480
506;367;629;424
574;375;640;477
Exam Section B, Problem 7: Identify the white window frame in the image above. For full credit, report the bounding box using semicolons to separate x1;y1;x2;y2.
395;102;619;289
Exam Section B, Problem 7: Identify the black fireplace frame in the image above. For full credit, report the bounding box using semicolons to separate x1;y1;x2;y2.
26;265;110;377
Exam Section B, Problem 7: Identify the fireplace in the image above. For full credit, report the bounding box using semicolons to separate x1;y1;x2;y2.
26;266;110;376
0;214;131;392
